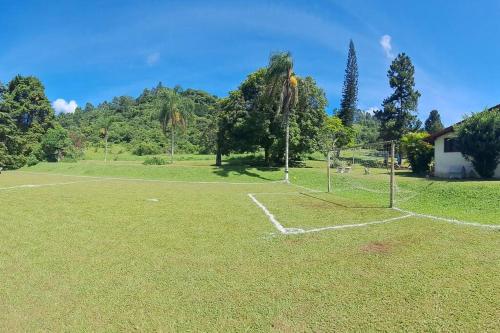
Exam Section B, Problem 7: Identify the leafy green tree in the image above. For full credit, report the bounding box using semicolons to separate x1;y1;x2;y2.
287;76;328;159
456;108;500;178
157;89;194;163
181;89;219;154
240;68;277;164
375;53;421;141
401;132;433;174
41;126;72;162
319;116;355;153
3;76;54;130
0;102;25;169
353;109;380;144
0;75;54;157
215;91;248;166
265;52;298;181
214;70;327;167
338;40;358;127
424;109;444;134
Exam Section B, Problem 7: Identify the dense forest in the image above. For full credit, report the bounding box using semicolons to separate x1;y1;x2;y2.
56;72;379;165
0;73;373;169
2;43;453;172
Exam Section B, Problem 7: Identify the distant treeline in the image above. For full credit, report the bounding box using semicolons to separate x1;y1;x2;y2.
4;43;446;170
0;76;379;170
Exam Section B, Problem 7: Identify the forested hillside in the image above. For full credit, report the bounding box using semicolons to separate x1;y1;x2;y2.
58;85;219;156
57;71;332;165
1;48;397;170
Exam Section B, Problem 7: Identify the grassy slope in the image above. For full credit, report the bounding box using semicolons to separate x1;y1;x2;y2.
0;158;499;331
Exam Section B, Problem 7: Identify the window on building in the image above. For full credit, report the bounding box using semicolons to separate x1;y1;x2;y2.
444;138;461;153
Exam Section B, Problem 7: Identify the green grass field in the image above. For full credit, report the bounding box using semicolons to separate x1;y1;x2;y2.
1;156;499;331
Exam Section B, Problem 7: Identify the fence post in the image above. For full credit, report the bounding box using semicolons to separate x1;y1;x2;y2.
390;141;395;208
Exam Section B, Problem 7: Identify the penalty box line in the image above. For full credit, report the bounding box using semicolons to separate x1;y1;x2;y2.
247;192;414;235
287;181;500;231
248;194;288;234
392;207;500;230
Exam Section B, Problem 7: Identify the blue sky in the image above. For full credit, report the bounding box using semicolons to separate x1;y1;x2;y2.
1;0;499;125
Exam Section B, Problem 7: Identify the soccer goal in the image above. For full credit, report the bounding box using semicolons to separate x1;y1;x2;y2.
326;141;397;208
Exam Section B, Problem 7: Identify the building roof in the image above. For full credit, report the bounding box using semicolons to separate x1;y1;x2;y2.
425;104;499;143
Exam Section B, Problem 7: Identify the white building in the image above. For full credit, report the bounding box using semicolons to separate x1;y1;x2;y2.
426;105;500;179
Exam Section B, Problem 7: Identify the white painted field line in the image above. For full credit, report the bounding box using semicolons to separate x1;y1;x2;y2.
0;179;103;191
248;193;288;234
302;214;414;234
248;192;413;235
16;171;282;186
393;207;500;229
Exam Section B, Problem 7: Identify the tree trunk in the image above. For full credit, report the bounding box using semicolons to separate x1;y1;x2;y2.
284;113;290;182
215;148;222;166
170;129;174;164
264;146;271;167
104;133;108;163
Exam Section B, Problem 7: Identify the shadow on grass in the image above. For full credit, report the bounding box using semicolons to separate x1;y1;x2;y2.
224;155;310;168
212;165;278;181
300;192;388;209
210;155;279;181
210;155;314;180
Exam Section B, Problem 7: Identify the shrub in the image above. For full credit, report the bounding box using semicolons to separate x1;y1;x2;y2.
143;156;168;165
131;141;162;156
0;147;26;169
360;159;386;169
456;108;500;178
41;126;73;162
401;132;433;174
26;154;39;167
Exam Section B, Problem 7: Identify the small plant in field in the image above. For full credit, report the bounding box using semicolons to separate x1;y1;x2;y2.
143;156;168;165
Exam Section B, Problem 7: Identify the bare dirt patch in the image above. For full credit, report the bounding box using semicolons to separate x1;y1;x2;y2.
360;241;392;254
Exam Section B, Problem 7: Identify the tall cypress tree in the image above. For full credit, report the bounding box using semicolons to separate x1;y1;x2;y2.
0;82;25;169
338;39;358;127
375;53;421;141
1;75;54;159
424;109;444;134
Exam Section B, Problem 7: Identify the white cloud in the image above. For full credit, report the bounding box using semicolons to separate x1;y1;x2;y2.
366;106;379;114
52;98;78;114
146;52;160;66
380;34;394;59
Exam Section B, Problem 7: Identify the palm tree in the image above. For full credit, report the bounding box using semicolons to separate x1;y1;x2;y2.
99;117;113;163
157;90;193;163
266;52;298;182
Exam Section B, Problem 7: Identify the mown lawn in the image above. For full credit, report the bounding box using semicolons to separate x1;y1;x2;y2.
0;159;498;331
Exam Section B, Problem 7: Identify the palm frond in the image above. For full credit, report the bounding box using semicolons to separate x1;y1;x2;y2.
156;89;194;135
